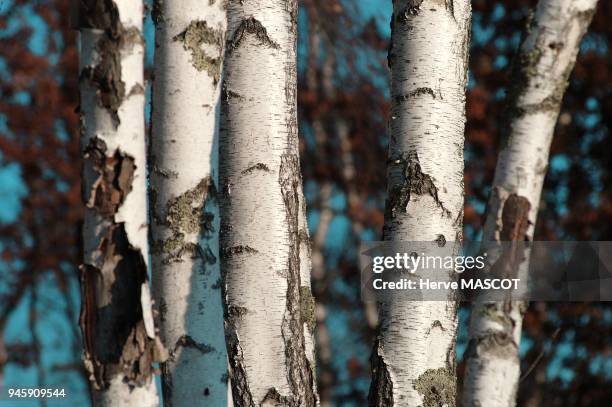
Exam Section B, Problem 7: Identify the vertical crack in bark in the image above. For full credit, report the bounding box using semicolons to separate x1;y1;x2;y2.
227;17;280;54
368;337;393;407
161;362;174;406
279;154;316;406
385;151;451;219
173;20;225;84
223;300;255;406
76;0;143;126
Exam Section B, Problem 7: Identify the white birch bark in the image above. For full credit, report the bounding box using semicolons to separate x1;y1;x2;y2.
76;0;165;405
219;0;318;405
463;1;598;405
369;1;471;405
149;0;229;406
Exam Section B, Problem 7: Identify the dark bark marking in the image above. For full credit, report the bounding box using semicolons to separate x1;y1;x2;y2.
161;362;174;406
223;87;245;102
170;335;215;360
402;0;423;17
299;286;316;333
488;193;531;284
173;20;224;84
395;87;437;104
464;301;525;373
262;387;292;405
289;0;298;35
444;0;455;21
76;0;143;126
224;303;254;406
368;337;393;407
151;164;179;179
279;154;317;406
152;178;217;264
464;331;518;361
445;319;458;372
385;151;451;219
74;0;121;33
430;320;446;331
211;277;222;290
79;223;166;390
435;234;446;247
151;0;164;26
128;83;145;96
500;194;531;242
166;178;216;235
504;6;595;144
227;17;280;54
83;137;134;216
221;245;258;258
241;162;271;175
413;367;456;407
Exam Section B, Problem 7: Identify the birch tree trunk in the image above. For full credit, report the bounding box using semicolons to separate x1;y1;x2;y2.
75;1;166;405
219;0;318;405
463;1;598;405
369;1;471;405
149;1;229;406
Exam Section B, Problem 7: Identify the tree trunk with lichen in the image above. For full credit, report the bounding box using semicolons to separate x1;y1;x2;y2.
368;1;471;406
463;1;598;405
75;0;166;405
149;0;229;406
219;0;318;405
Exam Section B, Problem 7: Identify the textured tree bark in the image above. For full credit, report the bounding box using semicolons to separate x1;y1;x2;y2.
149;1;229;406
463;1;598;406
219;0;318;405
75;0;166;405
369;1;471;406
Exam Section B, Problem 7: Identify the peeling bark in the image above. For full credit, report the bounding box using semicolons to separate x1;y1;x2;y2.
463;1;598;405
220;1;318;405
369;1;471;405
149;0;229;405
76;1;164;405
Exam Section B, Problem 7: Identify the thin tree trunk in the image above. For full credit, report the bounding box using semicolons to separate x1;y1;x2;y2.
219;0;318;405
463;1;598;405
75;1;166;405
149;0;229;406
369;1;471;406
